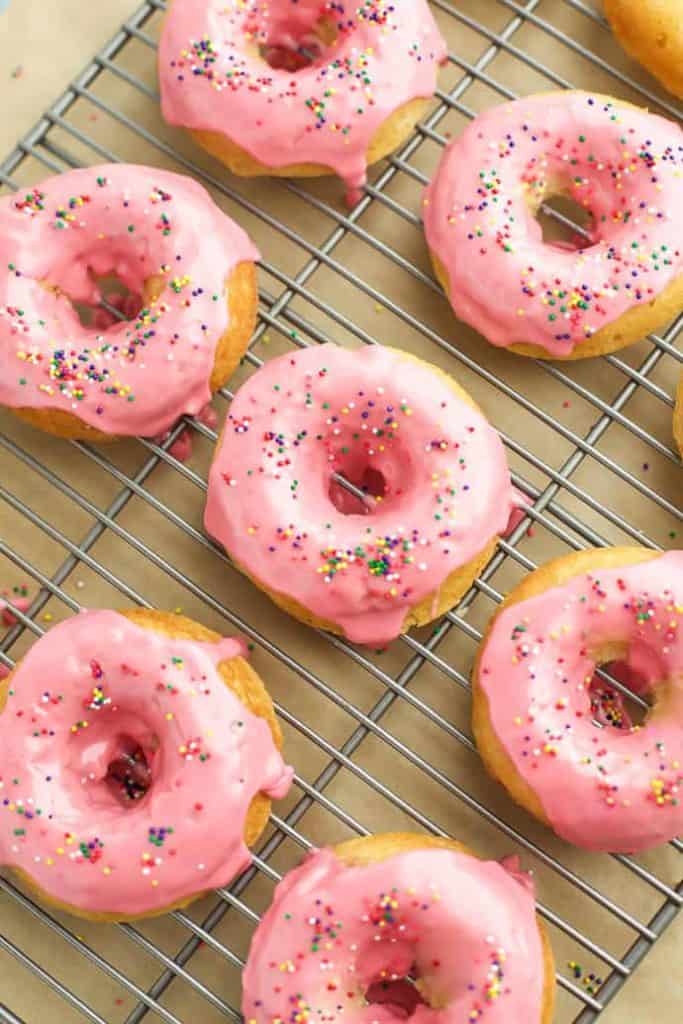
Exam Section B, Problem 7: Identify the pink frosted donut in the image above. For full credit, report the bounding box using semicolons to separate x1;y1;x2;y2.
424;92;683;359
242;835;555;1024
159;0;447;192
204;345;514;646
0;164;259;439
0;610;293;920
473;548;683;853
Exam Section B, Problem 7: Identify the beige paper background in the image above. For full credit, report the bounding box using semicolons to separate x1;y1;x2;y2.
0;1;681;1022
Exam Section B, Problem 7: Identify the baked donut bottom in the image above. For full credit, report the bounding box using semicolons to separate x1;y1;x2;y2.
605;0;683;100
214;349;503;644
472;547;658;833
674;373;683;459
328;833;555;1024
430;251;683;361
190;98;429;180
0;608;283;922
8;260;258;442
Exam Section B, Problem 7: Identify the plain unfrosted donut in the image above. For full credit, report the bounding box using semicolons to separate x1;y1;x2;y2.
674;373;683;459
605;0;683;100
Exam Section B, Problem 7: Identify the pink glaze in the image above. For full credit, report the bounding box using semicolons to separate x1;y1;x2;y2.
1;596;31;627
423;93;683;356
242;845;546;1024
204;345;514;646
0;164;259;436
159;0;447;191
154;402;220;463
478;552;683;852
503;487;533;540
0;611;292;915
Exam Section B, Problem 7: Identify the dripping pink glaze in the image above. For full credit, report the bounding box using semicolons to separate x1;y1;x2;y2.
479;552;683;853
204;345;514;647
423;92;683;356
158;0;447;191
0;164;259;436
0;611;293;915
503;487;533;539
242;846;546;1024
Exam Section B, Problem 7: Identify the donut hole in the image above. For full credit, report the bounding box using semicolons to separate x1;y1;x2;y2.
535;192;594;251
105;740;153;807
365;973;427;1019
329;465;387;515
258;16;338;71
69;719;157;808
47;247;166;336
71;273;143;331
588;643;657;732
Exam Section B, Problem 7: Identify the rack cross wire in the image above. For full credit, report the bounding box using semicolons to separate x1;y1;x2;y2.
0;1;681;1023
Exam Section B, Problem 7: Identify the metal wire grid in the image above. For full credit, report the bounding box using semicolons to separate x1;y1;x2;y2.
0;0;681;1021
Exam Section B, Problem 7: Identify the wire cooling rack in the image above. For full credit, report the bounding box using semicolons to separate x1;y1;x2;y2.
0;1;681;1022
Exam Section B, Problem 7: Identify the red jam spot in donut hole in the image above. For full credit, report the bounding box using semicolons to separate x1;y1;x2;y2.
69;713;157;808
105;740;153;806
256;13;339;72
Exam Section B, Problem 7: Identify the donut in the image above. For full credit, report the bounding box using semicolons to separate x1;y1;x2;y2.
605;0;683;101
0;609;293;921
0;164;259;441
472;547;683;853
674;372;683;459
423;91;683;360
242;832;555;1024
204;344;514;646
158;0;447;196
